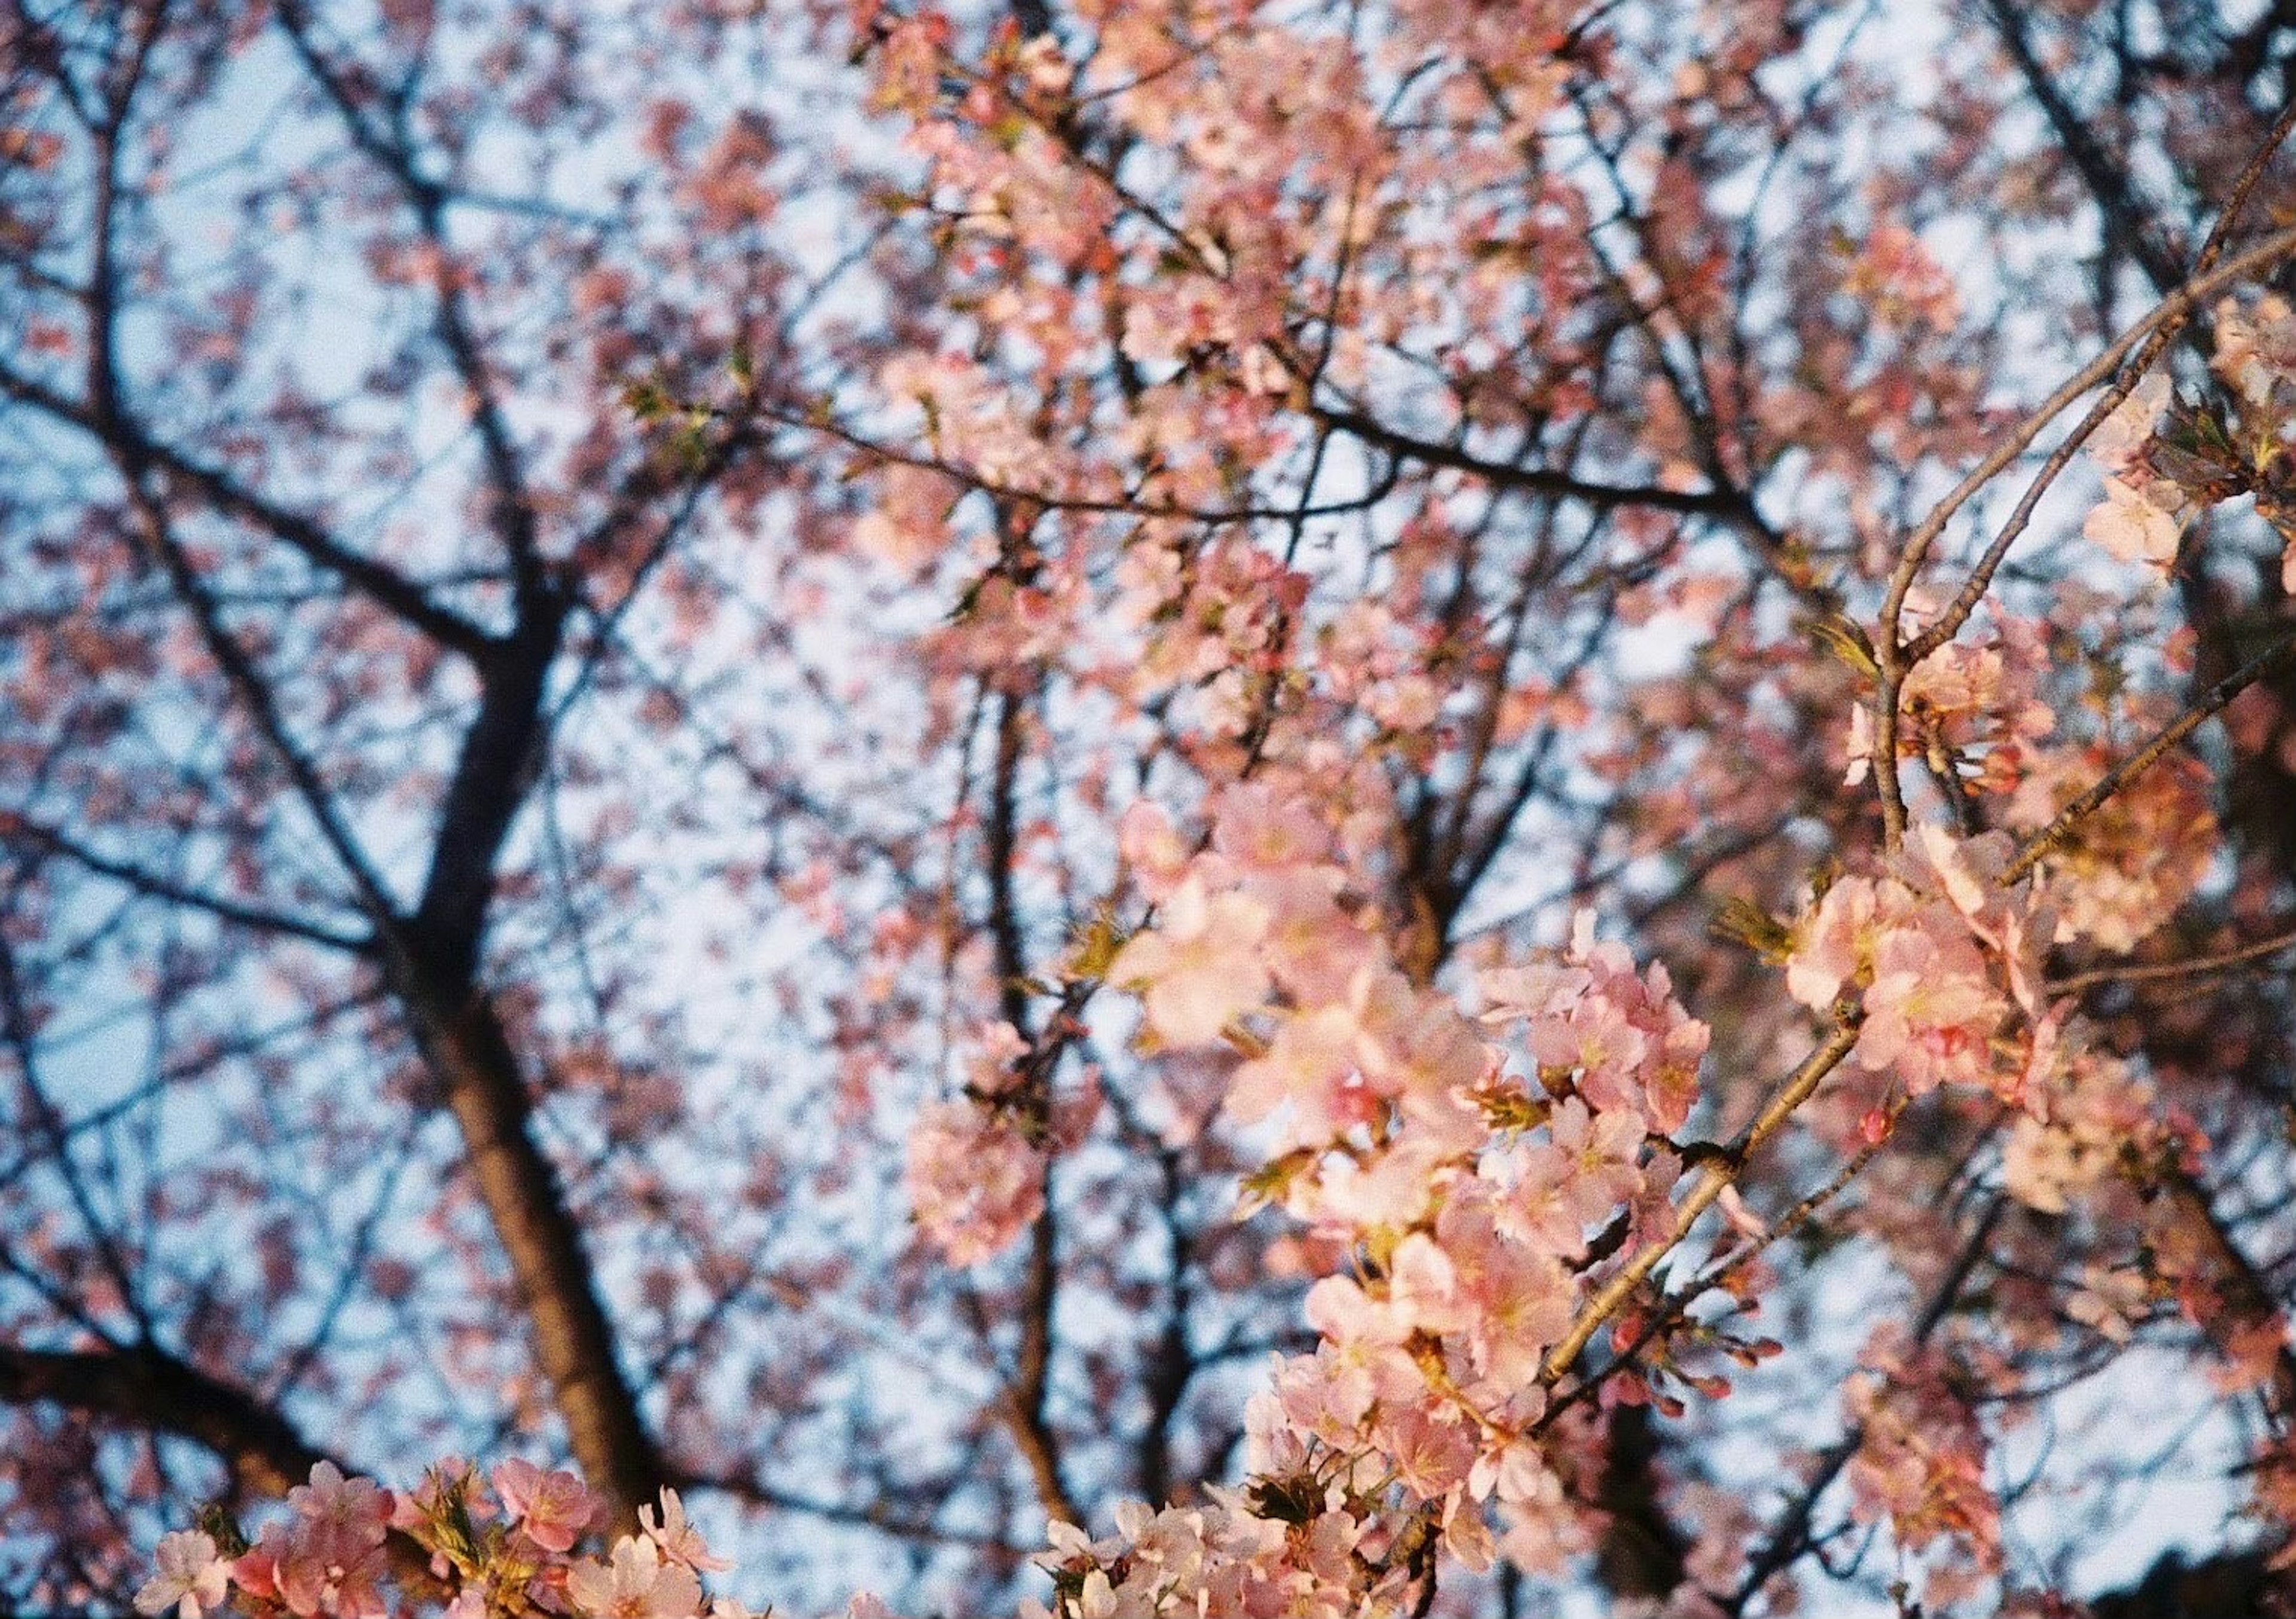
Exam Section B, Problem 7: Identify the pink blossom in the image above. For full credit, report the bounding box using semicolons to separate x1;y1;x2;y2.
2210;292;2296;407
2087;372;2170;470
290;1462;393;1547
1106;873;1272;1046
1270;1348;1374;1444
1497;1135;1590;1259
243;1517;388;1619
566;1536;704;1619
1546;1096;1644;1224
493;1458;600;1555
1348;967;1486;1102
1227;1003;1372;1137
1372;1404;1474;1502
640;1489;731;1574
2083;472;2185;567
1841;1339;2001;1571
905;1099;1046;1265
1434;1194;1574;1385
136;1532;231;1619
1210;782;1333;870
1855;919;2004;1094
1785;876;1882;1009
2005;744;2212;952
1116;801;1190;899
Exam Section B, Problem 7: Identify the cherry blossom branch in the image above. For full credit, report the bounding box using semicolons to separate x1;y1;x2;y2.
1901;94;2296;676
1545;1092;1917;1431
1883;224;2296;633
748;399;1402;526
1308;406;1772;530
1722;1195;2006;1614
2004;624;2296;884
1538;1018;1864;1384
1870;222;2296;845
2047;922;2296;994
1977;0;2187;298
0;920;157;1347
272;0;549;599
122;488;406;932
975;675;1083;1528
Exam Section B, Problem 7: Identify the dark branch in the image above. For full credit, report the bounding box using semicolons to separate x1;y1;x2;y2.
0;1345;335;1501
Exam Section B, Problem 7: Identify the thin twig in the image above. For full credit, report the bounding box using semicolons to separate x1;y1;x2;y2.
2005;625;2296;884
1540;1019;1865;1384
2047;922;2296;993
1868;223;2296;845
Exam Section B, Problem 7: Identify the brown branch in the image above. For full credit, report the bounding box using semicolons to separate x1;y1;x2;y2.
1002;1212;1082;1529
106;385;656;1542
2048;922;2296;994
2005;625;2296;884
381;973;667;1529
977;681;1082;1528
0;363;494;659
1871;224;2296;845
1540;1018;1865;1384
667;1464;1014;1549
0;815;373;954
0;1345;336;1502
1311;405;1773;531
1137;1146;1195;1508
407;602;567;989
1899;96;2296;674
1978;0;2188;298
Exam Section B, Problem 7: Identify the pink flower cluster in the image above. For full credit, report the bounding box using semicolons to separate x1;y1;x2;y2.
2004;743;2214;952
906;1022;1053;1266
1028;1492;1425;1619
2080;374;2191;568
139;1462;787;1619
228;1463;395;1619
1104;783;1714;1570
1842;1333;2001;1589
1785;826;2048;1101
2209;294;2296;592
1998;1046;2169;1217
1115;539;1309;736
1843;614;2055;795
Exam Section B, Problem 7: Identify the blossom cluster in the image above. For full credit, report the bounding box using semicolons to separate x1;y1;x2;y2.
1843;615;2056;797
1845;609;2213;956
2210;294;2296;593
906;1022;1051;1266
1784;825;2047;1102
2001;743;2215;952
2081;301;2296;588
138;1464;784;1619
1840;1333;2001;1589
2080;374;2191;568
1027;1488;1429;1619
1098;780;1715;1572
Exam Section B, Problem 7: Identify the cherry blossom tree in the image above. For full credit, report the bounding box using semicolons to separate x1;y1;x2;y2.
6;1;2296;1617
